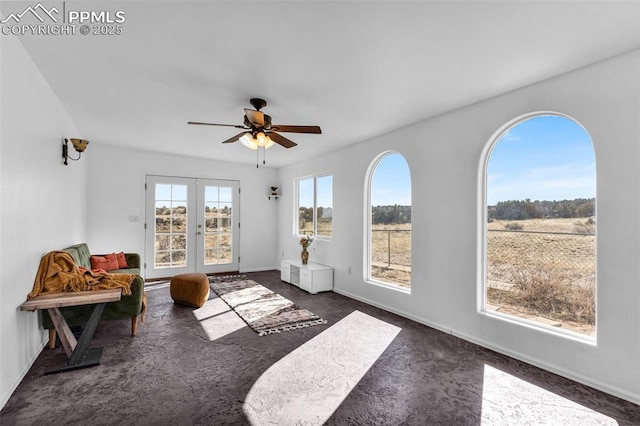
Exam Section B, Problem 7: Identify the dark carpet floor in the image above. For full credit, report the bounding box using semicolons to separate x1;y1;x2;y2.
1;270;638;425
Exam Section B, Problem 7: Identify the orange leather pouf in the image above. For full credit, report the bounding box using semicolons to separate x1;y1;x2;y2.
170;273;210;308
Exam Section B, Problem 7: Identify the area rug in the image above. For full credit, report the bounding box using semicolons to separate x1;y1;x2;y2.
209;275;327;336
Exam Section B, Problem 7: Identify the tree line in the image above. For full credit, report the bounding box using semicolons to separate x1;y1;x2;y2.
300;205;413;226
298;207;332;224
372;205;411;225
488;198;595;221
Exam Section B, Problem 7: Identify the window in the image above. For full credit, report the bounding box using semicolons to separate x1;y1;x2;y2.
297;174;333;237
367;152;411;290
483;114;596;337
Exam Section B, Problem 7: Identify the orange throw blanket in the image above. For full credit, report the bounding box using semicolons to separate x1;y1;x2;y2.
28;251;146;321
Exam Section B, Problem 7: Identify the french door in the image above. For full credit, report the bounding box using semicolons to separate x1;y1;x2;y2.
144;176;240;279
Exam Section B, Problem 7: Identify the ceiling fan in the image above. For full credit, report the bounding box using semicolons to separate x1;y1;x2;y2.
188;98;321;150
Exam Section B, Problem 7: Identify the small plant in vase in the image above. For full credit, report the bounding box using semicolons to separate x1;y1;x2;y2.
270;186;278;195
299;235;315;265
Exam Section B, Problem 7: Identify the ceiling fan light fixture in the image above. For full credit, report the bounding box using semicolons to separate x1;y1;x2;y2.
240;132;275;150
265;138;275;149
239;133;259;150
256;132;267;146
256;132;275;149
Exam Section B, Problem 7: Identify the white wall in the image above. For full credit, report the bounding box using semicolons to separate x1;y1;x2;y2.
277;50;640;403
85;144;279;275
0;34;85;407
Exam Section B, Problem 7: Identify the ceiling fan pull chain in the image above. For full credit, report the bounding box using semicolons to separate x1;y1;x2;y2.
263;146;267;166
256;148;259;168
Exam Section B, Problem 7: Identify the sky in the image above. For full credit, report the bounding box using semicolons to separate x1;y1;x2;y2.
487;115;595;206
299;175;333;208
368;115;595;207
371;153;412;206
155;183;234;209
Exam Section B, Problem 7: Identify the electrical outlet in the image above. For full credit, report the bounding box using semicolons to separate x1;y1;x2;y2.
348;267;352;274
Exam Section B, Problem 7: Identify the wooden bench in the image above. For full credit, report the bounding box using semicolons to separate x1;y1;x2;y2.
20;289;122;374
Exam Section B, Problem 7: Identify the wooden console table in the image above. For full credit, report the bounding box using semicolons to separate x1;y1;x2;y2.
20;289;122;375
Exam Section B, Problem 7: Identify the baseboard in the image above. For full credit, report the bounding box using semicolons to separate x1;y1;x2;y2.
0;333;48;410
332;288;454;337
332;288;640;406
452;329;640;406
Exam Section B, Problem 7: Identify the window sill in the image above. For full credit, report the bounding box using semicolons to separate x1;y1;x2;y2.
366;278;411;294
480;309;597;345
294;235;333;241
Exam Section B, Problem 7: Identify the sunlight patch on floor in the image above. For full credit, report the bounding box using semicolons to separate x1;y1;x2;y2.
193;297;246;341
144;281;170;291
481;364;617;425
243;310;401;425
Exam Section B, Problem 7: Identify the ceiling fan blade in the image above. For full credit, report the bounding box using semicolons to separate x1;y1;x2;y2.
269;132;297;148
222;132;248;144
271;125;322;134
244;109;265;127
188;121;246;129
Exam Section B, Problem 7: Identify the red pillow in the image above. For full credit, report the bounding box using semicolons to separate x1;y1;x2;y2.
113;252;129;269
90;254;119;271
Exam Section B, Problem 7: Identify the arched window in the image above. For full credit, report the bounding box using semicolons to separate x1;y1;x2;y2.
367;152;412;291
483;114;596;337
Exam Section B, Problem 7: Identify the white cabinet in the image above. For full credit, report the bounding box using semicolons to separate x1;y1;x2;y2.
280;262;291;282
280;260;333;294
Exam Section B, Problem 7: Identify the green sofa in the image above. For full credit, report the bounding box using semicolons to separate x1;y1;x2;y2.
42;243;145;348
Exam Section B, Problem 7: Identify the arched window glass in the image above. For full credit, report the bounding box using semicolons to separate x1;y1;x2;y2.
484;114;596;337
368;152;412;291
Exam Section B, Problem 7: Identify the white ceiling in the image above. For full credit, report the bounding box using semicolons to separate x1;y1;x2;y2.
7;1;640;167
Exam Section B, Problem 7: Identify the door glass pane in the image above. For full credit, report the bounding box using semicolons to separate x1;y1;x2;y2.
204;186;218;201
203;185;234;265
171;250;186;265
155;184;171;200
154;183;188;269
172;184;187;201
219;232;232;263
155;251;170;266
219;187;232;202
204;248;216;265
220;202;232;231
155;234;169;251
219;247;232;264
205;202;217;231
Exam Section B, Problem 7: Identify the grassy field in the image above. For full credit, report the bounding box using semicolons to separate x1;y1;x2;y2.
356;218;596;335
488;217;595;233
370;224;411;288
290;216;594;335
487;218;595;335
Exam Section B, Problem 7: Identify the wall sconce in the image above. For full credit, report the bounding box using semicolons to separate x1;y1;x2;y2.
62;138;89;165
